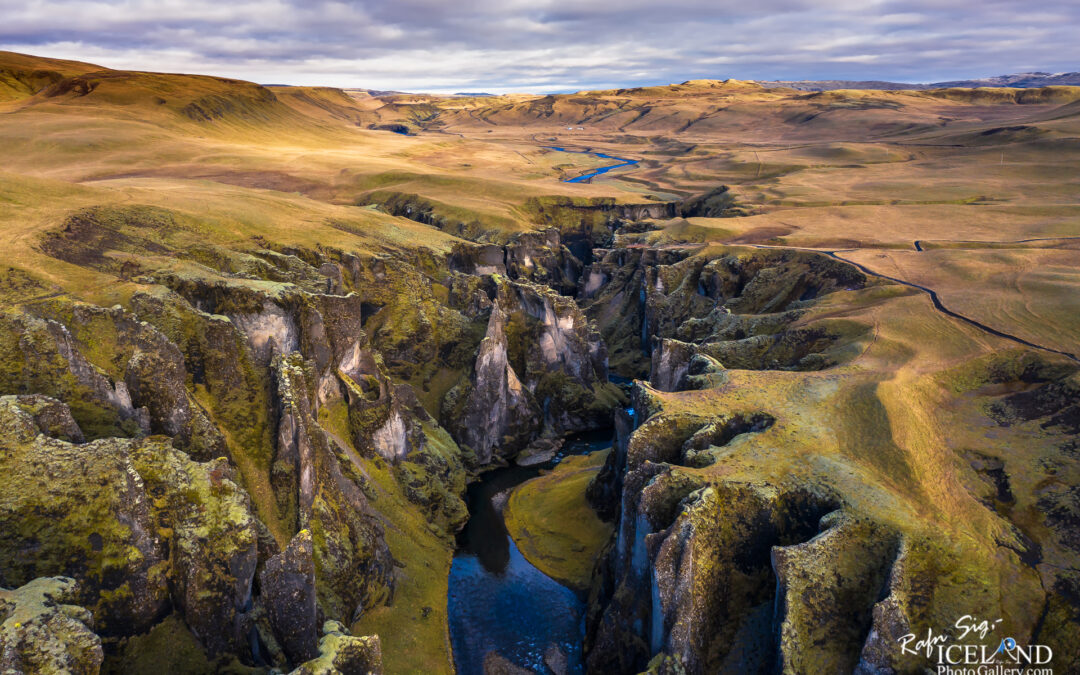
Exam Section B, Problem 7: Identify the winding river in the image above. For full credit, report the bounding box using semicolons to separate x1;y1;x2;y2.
447;427;613;674
446;147;638;673
544;146;639;183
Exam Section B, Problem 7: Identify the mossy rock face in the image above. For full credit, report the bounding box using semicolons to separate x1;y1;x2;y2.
580;247;687;379
0;310;148;440
32;299;228;459
623;413;712;470
590;472;844;674
443;300;539;464
126;252;460;634
0;397;170;637
503;229;584;296
521;195;620;246
8;393;84;443
0;396;260;656
442;272;626;462
649;338;699;392
587;407;635;521
448;228;587;308
0;576;103;675
289;621;383;675
0;298;231;457
773;512;899;674
582;245;872;381
273;355;396;623
259;530;319;665
585;367;1053;675
130;446;258;656
356;190;511;242
698;248;867;315
328;251;477;395
104;613;249;675
131;289;272;463
393;422;469;533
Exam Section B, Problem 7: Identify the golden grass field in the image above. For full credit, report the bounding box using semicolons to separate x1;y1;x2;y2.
1;50;1078;672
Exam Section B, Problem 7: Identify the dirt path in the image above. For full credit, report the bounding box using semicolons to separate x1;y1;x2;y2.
913;236;1080;251
741;242;1079;363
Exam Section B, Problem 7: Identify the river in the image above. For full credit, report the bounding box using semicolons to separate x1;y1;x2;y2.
447;427;613;674
543;146;639;183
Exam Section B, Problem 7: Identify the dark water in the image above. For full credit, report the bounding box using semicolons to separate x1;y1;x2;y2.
448;428;612;675
543;146;639;183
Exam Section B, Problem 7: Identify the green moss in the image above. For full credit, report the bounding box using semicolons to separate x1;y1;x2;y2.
0;267;61;307
505;450;613;590
0;430;174;635
351;458;456;675
0;310;136;440
937;348;1074;394
392;422;470;532
520;196;619;243
104;614;259;675
131;290;284;539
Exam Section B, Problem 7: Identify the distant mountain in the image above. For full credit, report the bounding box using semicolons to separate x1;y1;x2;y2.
757;79;924;91
342;87;408;97
758;72;1080;91
453;92;495;97
932;72;1080;88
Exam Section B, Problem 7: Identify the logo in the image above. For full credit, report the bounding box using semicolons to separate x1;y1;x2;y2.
897;615;1053;674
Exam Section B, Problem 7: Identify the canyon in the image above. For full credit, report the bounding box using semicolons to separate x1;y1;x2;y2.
0;50;1078;674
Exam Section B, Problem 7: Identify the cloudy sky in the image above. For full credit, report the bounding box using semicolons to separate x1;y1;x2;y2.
1;1;1077;93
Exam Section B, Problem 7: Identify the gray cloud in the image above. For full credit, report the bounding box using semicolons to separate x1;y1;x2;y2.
1;0;1077;92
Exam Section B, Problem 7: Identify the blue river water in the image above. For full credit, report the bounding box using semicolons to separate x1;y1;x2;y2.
448;428;613;675
544;146;639;183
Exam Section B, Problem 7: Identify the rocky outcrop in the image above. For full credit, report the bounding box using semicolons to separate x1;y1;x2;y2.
143;263;469;528
0;396;168;636
290;621;383;675
260;529;319;665
134;450;258;656
0;396;257;655
0;300;229;456
582;398;929;675
503;229;584;295
0;251;457;667
443;301;538;463
0;310;150;439
444;275;623;462
273;354;396;623
130;287;271;461
772;513;899;674
589;471;860;674
449;242;507;276
0;577;103;675
586;406;635;521
649;338;697;392
4;394;84;443
497;280;621;435
581;246;870;379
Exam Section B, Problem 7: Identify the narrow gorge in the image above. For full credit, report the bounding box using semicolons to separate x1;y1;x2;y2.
4;184;1077;674
3;50;1080;675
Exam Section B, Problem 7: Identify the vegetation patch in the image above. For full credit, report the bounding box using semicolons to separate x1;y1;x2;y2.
504;450;613;590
